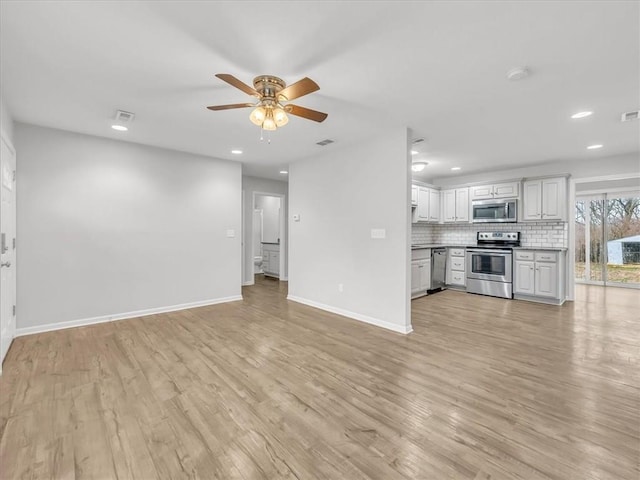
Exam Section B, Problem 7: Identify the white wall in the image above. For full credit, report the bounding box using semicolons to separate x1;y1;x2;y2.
242;176;288;284
288;128;412;334
1;94;14;144
15;123;242;333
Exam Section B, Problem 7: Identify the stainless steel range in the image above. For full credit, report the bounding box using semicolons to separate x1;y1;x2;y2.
466;231;520;299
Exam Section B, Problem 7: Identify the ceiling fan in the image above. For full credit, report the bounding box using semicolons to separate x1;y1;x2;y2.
207;74;328;131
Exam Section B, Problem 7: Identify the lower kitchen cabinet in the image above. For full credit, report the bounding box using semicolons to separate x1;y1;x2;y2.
411;248;431;298
514;250;564;305
446;247;466;288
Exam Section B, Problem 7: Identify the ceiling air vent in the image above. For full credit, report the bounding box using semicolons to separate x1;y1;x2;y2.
115;110;135;124
621;110;639;122
316;139;334;146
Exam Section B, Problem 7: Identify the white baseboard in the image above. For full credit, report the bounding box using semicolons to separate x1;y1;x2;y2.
242;280;255;286
286;295;412;335
15;295;243;337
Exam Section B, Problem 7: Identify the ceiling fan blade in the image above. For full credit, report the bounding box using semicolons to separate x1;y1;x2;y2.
207;103;255;111
285;104;328;123
278;77;319;101
215;74;259;97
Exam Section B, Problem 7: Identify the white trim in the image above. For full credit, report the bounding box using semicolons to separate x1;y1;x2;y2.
287;295;413;335
15;295;243;337
242;280;255;286
252;191;286;282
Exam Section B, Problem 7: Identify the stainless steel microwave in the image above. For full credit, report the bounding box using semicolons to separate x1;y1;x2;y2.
472;198;517;223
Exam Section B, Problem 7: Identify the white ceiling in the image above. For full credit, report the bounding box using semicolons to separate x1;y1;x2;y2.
1;1;638;180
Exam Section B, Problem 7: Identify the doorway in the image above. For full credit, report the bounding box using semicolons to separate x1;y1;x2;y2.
1;132;17;369
252;192;286;282
574;190;640;288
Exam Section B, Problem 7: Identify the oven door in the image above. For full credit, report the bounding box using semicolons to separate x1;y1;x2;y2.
466;249;512;282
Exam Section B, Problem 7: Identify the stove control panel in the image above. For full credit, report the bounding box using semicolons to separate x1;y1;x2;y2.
477;232;519;241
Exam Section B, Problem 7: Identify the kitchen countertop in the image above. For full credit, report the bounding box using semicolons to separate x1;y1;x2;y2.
411;244;472;250
412;244;568;252
513;246;568;252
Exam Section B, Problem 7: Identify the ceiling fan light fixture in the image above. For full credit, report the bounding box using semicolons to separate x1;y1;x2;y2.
273;107;288;127
262;110;277;131
250;106;266;126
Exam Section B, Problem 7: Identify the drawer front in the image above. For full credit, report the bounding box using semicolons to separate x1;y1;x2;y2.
449;248;465;257
515;251;534;261
450;257;465;271
412;248;431;261
535;252;557;263
450;272;466;285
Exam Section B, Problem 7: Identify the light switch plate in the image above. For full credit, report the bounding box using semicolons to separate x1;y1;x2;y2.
293;214;300;222
226;229;235;238
371;228;386;239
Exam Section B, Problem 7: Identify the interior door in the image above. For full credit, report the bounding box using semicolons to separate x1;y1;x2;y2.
1;134;17;366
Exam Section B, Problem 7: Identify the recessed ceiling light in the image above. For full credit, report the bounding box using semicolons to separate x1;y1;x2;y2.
111;125;128;131
231;149;243;154
571;111;593;119
279;170;288;175
587;144;603;150
411;150;418;155
411;162;428;172
451;167;461;171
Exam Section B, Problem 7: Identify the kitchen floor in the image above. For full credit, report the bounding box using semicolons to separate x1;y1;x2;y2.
1;280;638;479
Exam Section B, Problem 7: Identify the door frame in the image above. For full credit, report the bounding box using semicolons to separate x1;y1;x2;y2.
568;173;640;300
251;191;286;281
0;128;17;373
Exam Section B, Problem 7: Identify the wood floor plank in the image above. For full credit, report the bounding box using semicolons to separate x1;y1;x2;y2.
1;277;638;479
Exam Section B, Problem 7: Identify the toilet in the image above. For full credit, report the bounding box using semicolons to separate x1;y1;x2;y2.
254;255;263;273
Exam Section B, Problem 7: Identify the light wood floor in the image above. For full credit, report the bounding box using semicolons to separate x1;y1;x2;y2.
1;278;638;479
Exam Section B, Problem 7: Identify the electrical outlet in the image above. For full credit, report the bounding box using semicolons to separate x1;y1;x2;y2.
338;283;344;293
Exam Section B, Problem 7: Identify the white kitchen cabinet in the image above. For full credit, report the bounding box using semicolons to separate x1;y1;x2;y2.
514;250;564;304
442;189;456;222
262;243;280;278
411;248;431;298
412;185;440;223
523;177;567;221
442;188;469;223
411;259;431;297
428;189;440;222
471;182;519;200
514;260;535;295
535;261;558;297
411;185;418;206
455;188;470;222
446;247;466;287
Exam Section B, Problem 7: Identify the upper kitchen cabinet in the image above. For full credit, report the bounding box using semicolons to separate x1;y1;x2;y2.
470;181;519;200
522;177;567;221
442;187;469;223
412;185;440;223
411;185;418;207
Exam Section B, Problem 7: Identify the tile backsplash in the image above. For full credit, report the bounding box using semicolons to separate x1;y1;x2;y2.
412;222;567;248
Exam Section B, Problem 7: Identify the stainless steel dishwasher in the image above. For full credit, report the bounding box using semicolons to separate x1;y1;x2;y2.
431;248;447;291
